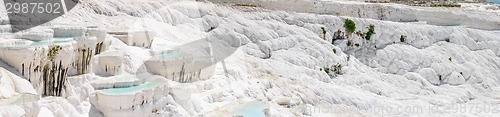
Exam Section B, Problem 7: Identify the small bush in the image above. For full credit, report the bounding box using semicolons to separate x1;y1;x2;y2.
430;4;461;7
448;57;452;61
333;48;337;54
355;43;360;47
347;40;353;46
48;46;62;61
321;27;327;40
368;25;375;32
344;19;356;35
365;25;375;40
324;67;330;74
233;4;258;7
321;27;327;34
356;31;363;36
445;38;451;42
400;35;406;42
333;63;342;75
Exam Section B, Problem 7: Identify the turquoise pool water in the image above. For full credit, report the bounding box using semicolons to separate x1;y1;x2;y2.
158;44;179;49
487;0;500;4
98;51;121;56
0;34;74;47
30;41;50;46
233;101;268;117
0;33;13;38
30;40;72;46
0;39;72;47
0;41;30;47
446;25;468;29
101;81;159;95
53;36;77;43
193;56;214;65
54;36;81;39
159;52;191;59
101;82;156;95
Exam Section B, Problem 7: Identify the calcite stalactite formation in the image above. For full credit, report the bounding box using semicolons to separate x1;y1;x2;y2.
0;26;109;96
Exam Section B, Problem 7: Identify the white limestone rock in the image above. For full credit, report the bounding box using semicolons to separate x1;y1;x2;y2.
13;29;53;41
37;107;54;117
70;36;97;75
86;26;107;42
52;26;86;37
109;30;156;48
446;71;466;86
0;69;17;99
419;68;440;85
145;53;216;83
0;0;500;117
91;80;168;117
0;106;25;117
0;39;74;95
170;83;198;115
208;0;500;30
86;26;109;54
130;30;156;48
109;31;132;46
273;97;301;107
90;75;141;90
92;51;124;76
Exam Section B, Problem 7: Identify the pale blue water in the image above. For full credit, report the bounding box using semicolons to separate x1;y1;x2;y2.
0;33;74;47
53;36;78;43
0;33;13;38
159;52;191;59
159;44;179;49
233;101;268;117
0;38;73;47
447;25;464;28
0;41;30;47
53;38;73;43
30;39;73;46
487;0;500;4
98;51;122;56
194;56;213;61
30;41;50;46
101;82;158;95
53;36;81;39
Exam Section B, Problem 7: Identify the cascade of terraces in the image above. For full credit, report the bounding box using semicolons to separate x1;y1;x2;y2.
0;25;216;116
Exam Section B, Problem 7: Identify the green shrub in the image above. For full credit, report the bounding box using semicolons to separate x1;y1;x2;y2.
321;27;327;40
400;35;406;42
347;40;353;46
333;63;342;75
430;4;461;7
448;57;452;61
365;25;375;40
333;48;337;54
324;67;330;74
368;25;375;32
48;46;62;61
321;27;327;34
445;38;451;42
355;43;360;47
344;19;356;35
356;31;363;36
